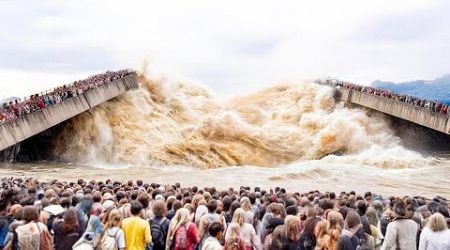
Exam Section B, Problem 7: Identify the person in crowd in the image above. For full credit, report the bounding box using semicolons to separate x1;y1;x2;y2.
166;208;199;250
15;206;52;249
150;199;170;250
202;222;225;250
100;209;126;250
226;208;262;250
283;215;301;249
381;199;419;250
0;177;449;250
224;222;246;250
122;201;152;250
199;199;222;239
337;210;361;250
365;207;383;249
262;217;284;249
326;211;343;250
299;204;321;249
418;212;450;250
314;220;331;250
53;208;80;250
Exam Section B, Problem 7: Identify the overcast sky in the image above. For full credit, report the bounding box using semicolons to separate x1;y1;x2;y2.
0;0;449;99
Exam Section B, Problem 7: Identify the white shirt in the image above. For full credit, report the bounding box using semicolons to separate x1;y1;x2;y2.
419;228;450;250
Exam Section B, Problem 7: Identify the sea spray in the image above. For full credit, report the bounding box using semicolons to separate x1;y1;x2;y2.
51;74;431;169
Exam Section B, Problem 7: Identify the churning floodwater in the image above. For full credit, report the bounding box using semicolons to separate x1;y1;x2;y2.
1;74;449;198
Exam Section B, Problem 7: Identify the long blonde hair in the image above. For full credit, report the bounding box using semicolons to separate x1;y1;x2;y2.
227;222;241;241
426;213;448;232
232;208;246;226
169;208;191;236
240;197;252;211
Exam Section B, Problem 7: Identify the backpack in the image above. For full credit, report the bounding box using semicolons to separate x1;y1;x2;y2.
16;223;44;250
150;217;168;250
36;223;53;250
0;220;9;248
100;228;119;250
173;223;190;250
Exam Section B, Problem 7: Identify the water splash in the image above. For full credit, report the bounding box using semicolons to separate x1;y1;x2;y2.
51;74;432;169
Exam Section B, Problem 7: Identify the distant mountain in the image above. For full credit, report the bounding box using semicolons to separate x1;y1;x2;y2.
372;75;450;104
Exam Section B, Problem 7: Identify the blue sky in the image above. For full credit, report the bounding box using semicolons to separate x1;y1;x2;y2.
0;0;449;99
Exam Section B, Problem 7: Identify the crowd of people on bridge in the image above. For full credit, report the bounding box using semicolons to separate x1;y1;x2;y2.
0;70;135;126
317;79;450;117
0;177;449;250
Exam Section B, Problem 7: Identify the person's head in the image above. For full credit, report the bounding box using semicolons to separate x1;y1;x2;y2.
62;208;79;234
130;201;143;216
286;205;298;216
208;222;224;239
327;210;344;230
284;215;301;241
207;199;218;213
365;207;378;227
355;200;367;216
9;204;22;216
232;208;246;226
137;194;150;209
171;208;191;231
22;206;39;223
270;203;286;218
345;210;361;230
393;199;407;218
372;200;384;215
314;220;329;238
222;196;232;212
108;209;123;228
152;199;167;217
305;204;317;218
226;222;241;241
240;197;252;211
426;213;448;232
271;225;287;250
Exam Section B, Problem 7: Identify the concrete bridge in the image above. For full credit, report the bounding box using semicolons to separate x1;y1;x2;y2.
334;87;450;135
0;74;139;159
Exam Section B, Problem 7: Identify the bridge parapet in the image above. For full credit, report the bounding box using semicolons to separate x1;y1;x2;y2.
335;88;449;135
0;74;139;153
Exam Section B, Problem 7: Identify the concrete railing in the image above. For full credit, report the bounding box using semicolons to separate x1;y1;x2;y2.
0;74;139;152
336;88;450;135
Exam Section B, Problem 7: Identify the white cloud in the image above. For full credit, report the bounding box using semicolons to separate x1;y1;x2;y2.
0;0;449;99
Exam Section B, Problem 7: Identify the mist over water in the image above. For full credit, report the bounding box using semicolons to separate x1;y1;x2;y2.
2;74;448;198
50;74;432;169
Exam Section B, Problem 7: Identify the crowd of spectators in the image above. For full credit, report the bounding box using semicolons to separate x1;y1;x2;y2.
0;70;135;125
316;79;450;117
0;177;449;250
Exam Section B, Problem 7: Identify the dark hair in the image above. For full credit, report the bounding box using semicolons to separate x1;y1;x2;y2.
393;199;406;217
172;200;183;212
329;192;336;200
286;205;298;216
137;194;150;209
115;191;126;202
222;196;232;212
130;191;139;201
130;202;143;216
208;222;224;237
356;200;367;216
207;199;218;213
